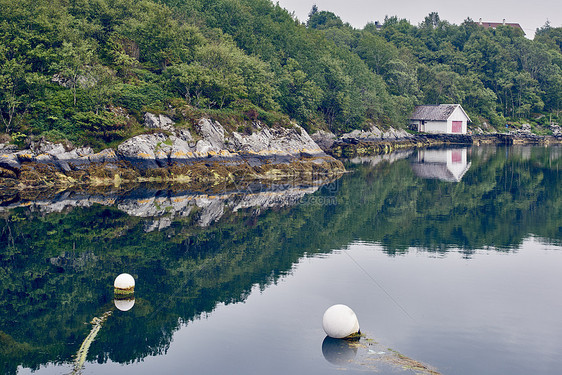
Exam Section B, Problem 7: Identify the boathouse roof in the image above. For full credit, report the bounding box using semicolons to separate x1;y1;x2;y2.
410;104;471;122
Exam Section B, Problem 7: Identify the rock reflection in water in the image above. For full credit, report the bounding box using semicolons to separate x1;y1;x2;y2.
348;150;414;167
410;147;471;182
322;335;441;375
0;180;334;229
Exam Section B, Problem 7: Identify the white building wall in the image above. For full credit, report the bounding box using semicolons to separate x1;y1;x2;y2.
423;120;448;133
447;106;469;134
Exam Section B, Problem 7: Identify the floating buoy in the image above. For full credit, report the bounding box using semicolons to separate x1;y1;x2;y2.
322;304;360;339
114;298;135;312
114;273;135;295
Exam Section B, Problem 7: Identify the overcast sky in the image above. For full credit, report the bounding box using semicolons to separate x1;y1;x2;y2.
275;0;562;39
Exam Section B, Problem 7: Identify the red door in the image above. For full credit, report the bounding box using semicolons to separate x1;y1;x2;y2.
452;121;462;133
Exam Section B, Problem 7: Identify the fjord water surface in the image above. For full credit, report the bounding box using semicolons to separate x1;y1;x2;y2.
3;145;562;375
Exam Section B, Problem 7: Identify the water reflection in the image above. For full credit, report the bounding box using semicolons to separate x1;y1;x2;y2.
410;147;472;182
2;145;562;374
114;298;135;312
321;336;357;365
321;335;442;374
348;150;413;167
71;311;113;375
0;180;333;229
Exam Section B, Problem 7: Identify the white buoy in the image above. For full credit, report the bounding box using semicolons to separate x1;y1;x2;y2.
114;273;135;295
322;304;360;339
114;298;135;312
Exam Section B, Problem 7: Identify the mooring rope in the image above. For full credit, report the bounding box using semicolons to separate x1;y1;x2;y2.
342;249;414;321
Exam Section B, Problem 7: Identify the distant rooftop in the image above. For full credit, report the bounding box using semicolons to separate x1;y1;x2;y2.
478;18;525;35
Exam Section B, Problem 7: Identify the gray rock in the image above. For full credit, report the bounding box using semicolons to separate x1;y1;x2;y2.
62;149;93;169
395;129;412;138
76;147;94;157
16;151;36;162
311;130;337;150
35;153;54;162
342;129;363;140
0;152;21;169
39;142;67;156
0;143;18;152
154;140;173;168
89;149;119;164
117;133;169;169
341;126;411;142
56;149;80;160
368;126;383;138
197;118;225;150
176;128;194;143
195;139;216;157
169;136;196;161
144;112;175;131
230;124;324;158
382;127;411;140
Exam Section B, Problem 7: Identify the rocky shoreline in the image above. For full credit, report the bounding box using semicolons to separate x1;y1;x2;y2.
0;114;344;192
2;117;561;194
315;127;562;158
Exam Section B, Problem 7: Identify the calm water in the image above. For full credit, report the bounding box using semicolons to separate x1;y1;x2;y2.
1;145;562;375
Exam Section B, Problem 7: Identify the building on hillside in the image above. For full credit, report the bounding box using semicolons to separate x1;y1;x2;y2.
410;104;471;134
478;18;525;35
410;148;472;182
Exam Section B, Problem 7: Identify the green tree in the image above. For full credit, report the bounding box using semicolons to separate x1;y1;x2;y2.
0;58;27;133
354;33;397;75
52;41;95;106
277;58;322;128
307;10;345;30
384;58;418;96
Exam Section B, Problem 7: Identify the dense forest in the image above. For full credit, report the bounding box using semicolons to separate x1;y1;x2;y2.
2;0;562;149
